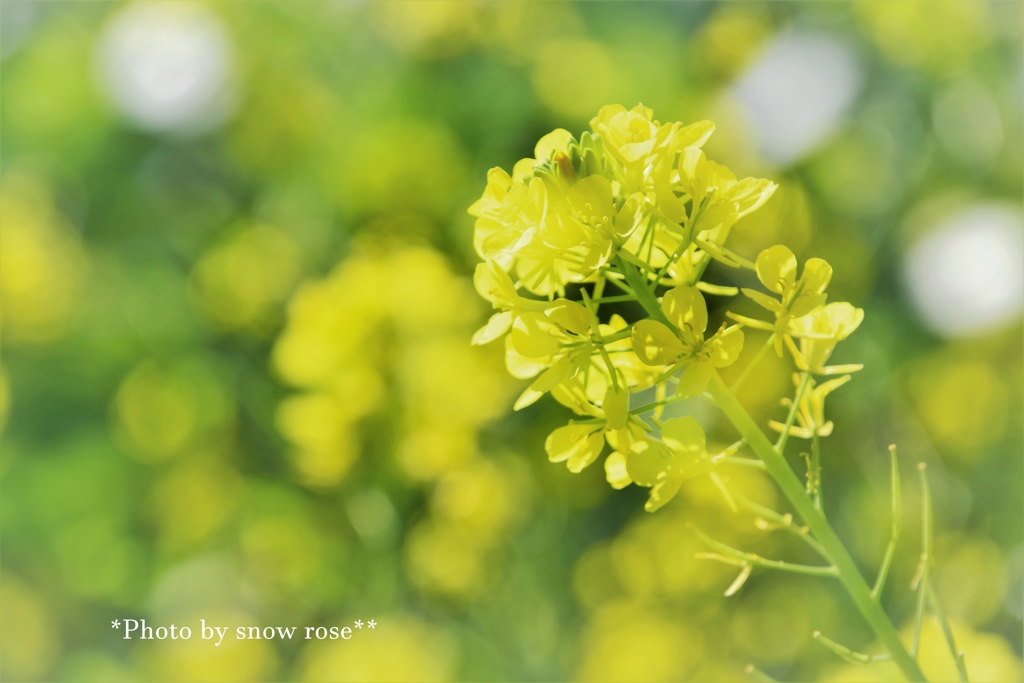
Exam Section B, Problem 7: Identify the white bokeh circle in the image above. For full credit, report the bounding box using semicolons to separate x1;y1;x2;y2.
95;2;236;135
904;203;1024;337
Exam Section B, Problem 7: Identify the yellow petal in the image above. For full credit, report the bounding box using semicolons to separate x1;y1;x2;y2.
645;475;683;512
513;386;544;411
661;285;708;335
567;175;614;226
529;355;573;393
726;177;777;218
604;452;632;489
534;128;574;162
800;258;833;295
505;335;547;379
511;312;561;358
741;288;783;313
474;260;520;308
709;326;745;367
545;423;602;464
675;120;715;149
603;385;629;430
660;416;706;458
756;245;797;294
626;439;673;487
472;311;513;345
631;319;684;366
613;194;644;240
545;299;591;336
676;360;713;398
567;431;606;473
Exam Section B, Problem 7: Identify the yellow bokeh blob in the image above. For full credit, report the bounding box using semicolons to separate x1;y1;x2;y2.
299;616;457;682
0;173;87;345
149;457;242;553
112;359;232;463
905;352;1008;459
404;519;487;595
575;601;704;683
532;39;625;121
856;0;992;76
143;611;278;683
0;575;60;681
190;223;302;334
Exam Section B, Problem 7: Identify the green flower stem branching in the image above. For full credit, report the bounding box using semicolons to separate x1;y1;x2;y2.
703;370;927;681
871;445;902;600
730;488;830;560
691;526;838;577
626;281;925;679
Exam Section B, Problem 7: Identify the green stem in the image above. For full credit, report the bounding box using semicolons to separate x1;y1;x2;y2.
911;464;930;658
811;432;823;511
615;255;671;327
706;371;926;681
775;371;811;453
872;445;902;600
692;526;838;577
629;395;683;415
590;295;635;304
814;631;892;664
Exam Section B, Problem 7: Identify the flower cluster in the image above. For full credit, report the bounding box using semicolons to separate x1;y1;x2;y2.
470;104;864;512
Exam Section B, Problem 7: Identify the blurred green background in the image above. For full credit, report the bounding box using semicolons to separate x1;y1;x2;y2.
1;1;1021;681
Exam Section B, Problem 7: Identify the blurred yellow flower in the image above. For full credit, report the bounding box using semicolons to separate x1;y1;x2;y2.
189;223;301;334
300;616;456;682
0;173;87;345
112;359;233;464
0;575;60;681
857;0;992;76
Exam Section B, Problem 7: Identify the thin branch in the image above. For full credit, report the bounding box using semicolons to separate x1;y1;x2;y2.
910;463;930;657
692;526;838;577
732;489;831;560
813;631;892;664
919;463;968;682
774;371;811;454
927;582;968;682
744;664;778;683
722;457;767;470
872;445;902;600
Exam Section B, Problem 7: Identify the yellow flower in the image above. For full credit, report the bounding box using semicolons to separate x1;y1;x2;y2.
471;259;548;345
786;302;865;375
589;103;662;165
612;416;710;512
544;175;644;273
732;245;833;354
631;285;744;397
545;383;632;473
469;171;546;269
769;374;852;439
